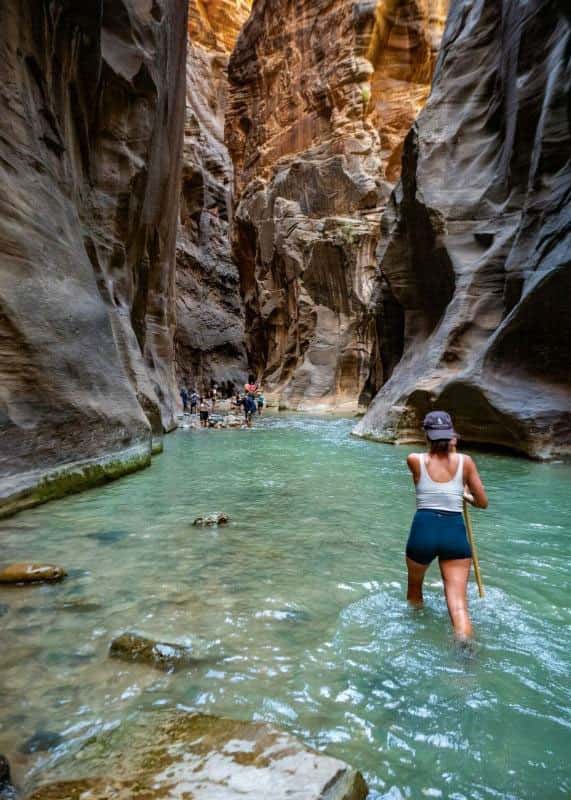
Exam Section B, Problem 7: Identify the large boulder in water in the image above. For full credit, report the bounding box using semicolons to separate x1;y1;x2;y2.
109;633;207;672
0;563;66;584
25;711;368;799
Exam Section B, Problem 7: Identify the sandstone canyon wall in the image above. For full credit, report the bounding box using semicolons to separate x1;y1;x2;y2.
0;0;187;516
228;0;448;410
175;1;251;394
354;0;571;458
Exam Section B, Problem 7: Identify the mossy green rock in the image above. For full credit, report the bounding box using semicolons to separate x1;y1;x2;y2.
109;633;206;672
25;711;368;799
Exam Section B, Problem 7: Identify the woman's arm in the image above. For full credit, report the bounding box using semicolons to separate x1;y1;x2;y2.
464;456;488;508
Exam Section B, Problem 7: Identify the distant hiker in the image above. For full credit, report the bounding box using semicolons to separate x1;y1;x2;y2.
211;385;218;408
234;393;245;414
257;392;265;415
243;375;259;427
190;390;199;415
180;387;189;413
244;376;259;398
199;397;210;428
405;411;488;641
243;394;256;427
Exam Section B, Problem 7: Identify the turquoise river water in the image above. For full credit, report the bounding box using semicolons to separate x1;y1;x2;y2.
0;415;569;798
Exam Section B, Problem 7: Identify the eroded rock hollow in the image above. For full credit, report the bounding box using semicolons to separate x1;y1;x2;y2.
175;1;251;393
354;0;571;458
0;1;187;515
228;0;448;410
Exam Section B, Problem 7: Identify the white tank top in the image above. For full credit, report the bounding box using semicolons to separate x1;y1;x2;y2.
415;453;465;512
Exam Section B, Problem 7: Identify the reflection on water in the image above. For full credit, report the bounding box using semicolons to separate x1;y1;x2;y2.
0;415;569;798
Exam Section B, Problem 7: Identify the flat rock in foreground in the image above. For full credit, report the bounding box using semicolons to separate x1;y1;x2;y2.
26;712;368;800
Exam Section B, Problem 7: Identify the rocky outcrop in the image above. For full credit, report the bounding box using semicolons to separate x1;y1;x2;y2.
355;0;571;458
192;511;230;525
0;1;187;516
228;0;447;410
26;712;368;800
175;1;251;394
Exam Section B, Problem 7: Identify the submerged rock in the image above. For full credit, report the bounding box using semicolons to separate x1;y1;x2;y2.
0;564;66;585
109;633;206;672
25;711;368;800
85;530;128;545
20;731;63;755
0;604;9;617
53;599;102;614
193;512;230;526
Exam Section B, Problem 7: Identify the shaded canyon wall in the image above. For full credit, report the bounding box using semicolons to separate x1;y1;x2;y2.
175;1;251;394
0;0;187;515
228;0;448;410
354;0;571;458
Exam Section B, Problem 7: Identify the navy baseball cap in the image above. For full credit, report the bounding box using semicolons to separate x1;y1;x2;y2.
422;411;457;440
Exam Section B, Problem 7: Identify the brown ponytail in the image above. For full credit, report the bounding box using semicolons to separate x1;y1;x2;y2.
430;439;452;454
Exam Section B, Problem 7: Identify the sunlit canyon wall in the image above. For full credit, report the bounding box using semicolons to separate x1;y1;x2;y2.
228;0;448;410
175;0;252;394
354;0;571;458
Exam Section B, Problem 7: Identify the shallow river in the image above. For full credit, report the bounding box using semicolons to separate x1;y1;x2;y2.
1;415;570;798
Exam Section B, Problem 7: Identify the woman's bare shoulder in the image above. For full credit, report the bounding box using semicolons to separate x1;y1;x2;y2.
406;452;419;470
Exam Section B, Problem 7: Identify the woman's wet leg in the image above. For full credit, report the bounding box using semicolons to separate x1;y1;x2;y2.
406;557;429;607
439;558;473;639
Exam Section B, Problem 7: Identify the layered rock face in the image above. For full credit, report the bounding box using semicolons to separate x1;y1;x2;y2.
175;1;251;393
0;1;187;515
228;0;447;410
355;0;571;458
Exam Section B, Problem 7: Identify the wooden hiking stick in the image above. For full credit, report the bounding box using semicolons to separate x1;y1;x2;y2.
463;499;485;598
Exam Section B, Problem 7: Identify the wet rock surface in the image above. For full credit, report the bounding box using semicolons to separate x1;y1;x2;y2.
109;633;206;672
355;0;571;458
19;732;63;756
25;711;368;800
175;1;251;393
227;0;447;411
0;564;66;585
193;512;230;526
0;1;187;515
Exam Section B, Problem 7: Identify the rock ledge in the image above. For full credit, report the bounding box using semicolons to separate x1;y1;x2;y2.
25;711;368;800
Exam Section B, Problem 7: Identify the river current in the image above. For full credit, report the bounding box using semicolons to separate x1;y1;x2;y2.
1;415;569;798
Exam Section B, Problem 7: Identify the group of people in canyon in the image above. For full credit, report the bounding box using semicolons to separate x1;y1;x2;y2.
179;376;265;429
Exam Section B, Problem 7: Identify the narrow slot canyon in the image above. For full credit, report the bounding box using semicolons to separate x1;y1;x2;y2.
0;3;570;798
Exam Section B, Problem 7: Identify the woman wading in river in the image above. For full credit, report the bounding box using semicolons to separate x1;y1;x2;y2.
406;411;488;639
